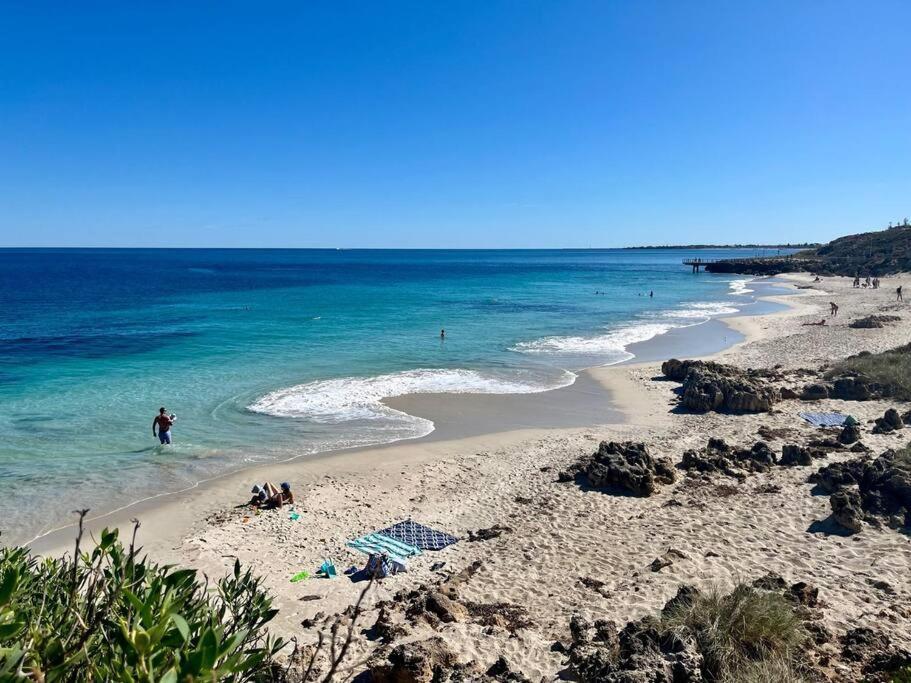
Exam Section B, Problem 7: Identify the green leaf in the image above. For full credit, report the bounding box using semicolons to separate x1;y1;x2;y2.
197;626;218;670
0;569;17;607
0;621;24;640
170;614;190;642
158;668;178;683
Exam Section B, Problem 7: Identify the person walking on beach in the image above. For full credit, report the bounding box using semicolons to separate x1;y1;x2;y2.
829;302;838;317
152;407;176;445
898;286;904;302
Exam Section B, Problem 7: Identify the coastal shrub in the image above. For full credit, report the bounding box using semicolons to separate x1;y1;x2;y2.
0;517;284;681
661;584;807;682
828;344;911;400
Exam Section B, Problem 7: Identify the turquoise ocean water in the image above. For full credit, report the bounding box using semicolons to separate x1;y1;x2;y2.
1;248;791;543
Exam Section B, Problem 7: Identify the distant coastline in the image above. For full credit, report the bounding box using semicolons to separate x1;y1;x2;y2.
621;243;820;250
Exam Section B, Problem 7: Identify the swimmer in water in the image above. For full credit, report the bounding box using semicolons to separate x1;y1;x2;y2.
440;329;445;340
152;407;176;445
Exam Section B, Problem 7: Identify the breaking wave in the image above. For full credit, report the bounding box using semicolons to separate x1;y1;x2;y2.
249;367;576;435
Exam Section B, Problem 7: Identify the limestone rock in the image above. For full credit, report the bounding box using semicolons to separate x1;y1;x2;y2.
661;359;780;413
831;488;864;533
801;383;830;400
567;441;675;496
838;423;861;444
425;592;469;623
370;637;461;683
780;444;814;467
849;314;901;328
872;408;904;434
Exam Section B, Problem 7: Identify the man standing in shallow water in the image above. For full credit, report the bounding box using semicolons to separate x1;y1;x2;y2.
153;407;175;445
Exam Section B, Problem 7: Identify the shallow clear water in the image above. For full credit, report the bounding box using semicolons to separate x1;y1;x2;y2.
0;248;789;542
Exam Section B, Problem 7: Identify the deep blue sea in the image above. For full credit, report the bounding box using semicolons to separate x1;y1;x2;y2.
1;248;791;542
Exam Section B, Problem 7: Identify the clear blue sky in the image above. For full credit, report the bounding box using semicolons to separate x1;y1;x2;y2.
1;2;909;248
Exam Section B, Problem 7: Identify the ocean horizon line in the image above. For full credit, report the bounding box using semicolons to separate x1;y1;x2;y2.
0;244;807;252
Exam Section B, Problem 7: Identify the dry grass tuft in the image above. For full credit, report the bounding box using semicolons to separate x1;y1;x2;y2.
661;584;807;682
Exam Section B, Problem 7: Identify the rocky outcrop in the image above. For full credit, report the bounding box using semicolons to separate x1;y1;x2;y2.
566;580;826;682
661;359;780;413
840;628;911;681
800;373;893;401
830;488;864;533
849;314;901;329
424;592;469;623
810;449;911;532
872;408;904;434
567;591;704;682
370;637;462;683
838;423;861;444
561;441;675;496
779;444;814;467
703;257;818;275
679;438;777;477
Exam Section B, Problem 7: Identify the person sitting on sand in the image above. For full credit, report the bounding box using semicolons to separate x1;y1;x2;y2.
249;484;268;507
802;319;827;326
250;482;294;508
273;482;294;506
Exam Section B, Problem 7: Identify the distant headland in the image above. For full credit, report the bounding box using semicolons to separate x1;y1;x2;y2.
697;220;911;276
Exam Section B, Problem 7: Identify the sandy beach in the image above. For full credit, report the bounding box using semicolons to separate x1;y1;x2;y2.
32;273;911;679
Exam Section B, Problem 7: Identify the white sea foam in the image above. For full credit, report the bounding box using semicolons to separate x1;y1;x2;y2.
511;322;676;363
729;278;754;295
249;368;576;427
660;301;739;319
513;297;744;363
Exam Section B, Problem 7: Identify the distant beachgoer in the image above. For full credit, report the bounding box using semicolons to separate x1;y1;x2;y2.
829;302;838;317
802;319;827;327
853;276;860;288
873;277;880;289
814;276;822;282
898;286;904;302
440;329;445;340
649;290;653;298
152;407;176;445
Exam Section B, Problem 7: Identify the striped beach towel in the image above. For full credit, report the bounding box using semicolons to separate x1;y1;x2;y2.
346;533;422;564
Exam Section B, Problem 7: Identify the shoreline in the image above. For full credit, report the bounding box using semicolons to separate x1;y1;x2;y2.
29;272;911;677
28;276;798;557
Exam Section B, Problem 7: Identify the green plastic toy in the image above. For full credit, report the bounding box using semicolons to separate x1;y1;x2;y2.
290;570;310;583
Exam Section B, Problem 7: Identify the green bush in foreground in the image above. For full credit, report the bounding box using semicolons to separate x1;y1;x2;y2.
0;517;284;681
661;584;807;682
